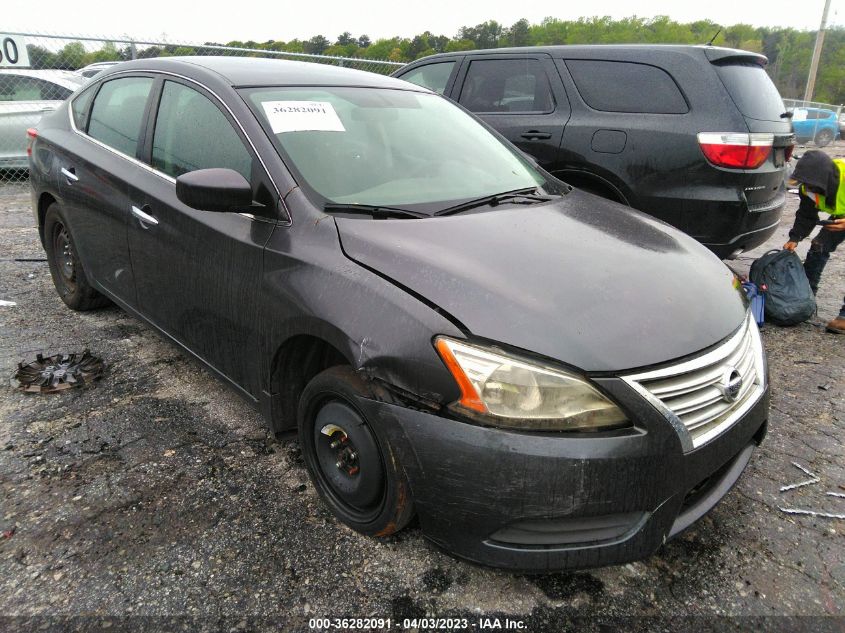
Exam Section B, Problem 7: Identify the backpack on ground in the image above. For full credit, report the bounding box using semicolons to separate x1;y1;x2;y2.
749;249;816;326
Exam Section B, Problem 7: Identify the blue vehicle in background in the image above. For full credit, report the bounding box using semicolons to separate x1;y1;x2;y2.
791;107;840;147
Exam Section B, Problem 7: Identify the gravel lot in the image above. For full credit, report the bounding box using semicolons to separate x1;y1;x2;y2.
1;143;843;632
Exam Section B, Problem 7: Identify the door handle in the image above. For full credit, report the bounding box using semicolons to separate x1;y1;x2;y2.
520;131;552;140
60;167;78;182
131;205;159;227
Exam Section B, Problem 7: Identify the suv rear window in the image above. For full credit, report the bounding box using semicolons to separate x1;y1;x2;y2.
564;60;688;114
713;62;785;122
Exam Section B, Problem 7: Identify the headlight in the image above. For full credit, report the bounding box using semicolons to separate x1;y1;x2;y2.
434;337;629;431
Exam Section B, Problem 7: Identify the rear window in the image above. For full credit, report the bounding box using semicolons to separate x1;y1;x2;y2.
714;62;785;122
564;60;688;114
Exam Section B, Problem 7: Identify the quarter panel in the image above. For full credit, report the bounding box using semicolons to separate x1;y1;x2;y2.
42;125;138;304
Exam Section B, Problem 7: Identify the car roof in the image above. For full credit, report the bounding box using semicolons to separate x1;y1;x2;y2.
0;68;85;89
106;56;416;90
404;44;766;65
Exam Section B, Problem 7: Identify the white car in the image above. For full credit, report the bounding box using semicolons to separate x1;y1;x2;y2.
75;61;120;79
0;69;84;169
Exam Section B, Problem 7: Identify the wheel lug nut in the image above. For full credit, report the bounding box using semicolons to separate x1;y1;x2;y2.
330;439;341;449
335;460;344;469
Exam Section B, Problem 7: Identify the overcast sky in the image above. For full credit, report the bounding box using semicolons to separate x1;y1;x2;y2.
4;0;843;44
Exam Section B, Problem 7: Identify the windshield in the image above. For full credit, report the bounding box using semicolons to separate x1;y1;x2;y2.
242;86;557;213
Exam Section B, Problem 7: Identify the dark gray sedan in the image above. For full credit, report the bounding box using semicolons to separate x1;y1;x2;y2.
28;57;769;571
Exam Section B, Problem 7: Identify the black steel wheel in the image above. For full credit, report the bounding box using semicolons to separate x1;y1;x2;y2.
298;366;414;535
815;128;834;148
43;203;110;311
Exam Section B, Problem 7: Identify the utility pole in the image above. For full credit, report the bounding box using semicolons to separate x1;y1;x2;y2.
803;0;832;102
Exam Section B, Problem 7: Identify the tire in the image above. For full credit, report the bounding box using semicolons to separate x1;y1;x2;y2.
298;366;414;536
815;128;834;148
43;203;110;311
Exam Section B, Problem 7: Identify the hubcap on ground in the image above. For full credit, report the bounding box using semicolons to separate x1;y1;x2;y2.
313;401;384;512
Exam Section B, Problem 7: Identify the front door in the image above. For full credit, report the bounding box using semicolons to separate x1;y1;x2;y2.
126;78;276;397
451;55;570;170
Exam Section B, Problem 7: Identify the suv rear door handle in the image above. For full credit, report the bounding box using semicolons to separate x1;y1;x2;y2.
131;204;159;228
60;167;78;182
520;130;552;140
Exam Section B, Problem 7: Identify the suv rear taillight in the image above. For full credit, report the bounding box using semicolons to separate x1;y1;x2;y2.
697;133;774;169
26;128;37;156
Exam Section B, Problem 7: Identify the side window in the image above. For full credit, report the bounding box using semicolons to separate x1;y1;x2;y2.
37;79;73;101
565;60;688;114
151;80;252;180
0;76;46;101
88;77;154;156
71;86;96;130
0;76;25;101
399;62;455;94
459;59;554;114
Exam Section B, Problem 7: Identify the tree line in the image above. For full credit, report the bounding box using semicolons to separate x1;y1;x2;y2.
27;16;845;103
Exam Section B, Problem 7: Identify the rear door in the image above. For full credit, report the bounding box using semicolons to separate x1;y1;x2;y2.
54;75;155;304
127;77;276;397
450;54;569;169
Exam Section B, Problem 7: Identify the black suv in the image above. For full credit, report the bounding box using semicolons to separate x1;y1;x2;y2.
393;45;794;258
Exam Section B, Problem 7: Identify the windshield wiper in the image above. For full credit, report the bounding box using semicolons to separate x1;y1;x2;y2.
323;203;427;219
434;188;555;217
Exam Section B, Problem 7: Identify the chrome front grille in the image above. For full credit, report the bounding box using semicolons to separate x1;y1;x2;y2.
623;313;765;449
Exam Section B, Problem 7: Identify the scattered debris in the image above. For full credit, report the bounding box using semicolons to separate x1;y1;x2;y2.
12;351;104;394
0;299;16;307
778;463;845;519
793;360;821;365
2;526;15;539
817;384;831;391
778;508;845;520
780;478;820;492
779;462;820;492
791;462;817;478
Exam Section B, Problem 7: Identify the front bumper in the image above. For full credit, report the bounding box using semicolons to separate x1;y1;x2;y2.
357;379;769;572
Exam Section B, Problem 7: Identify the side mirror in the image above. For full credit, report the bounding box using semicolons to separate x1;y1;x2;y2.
175;168;253;212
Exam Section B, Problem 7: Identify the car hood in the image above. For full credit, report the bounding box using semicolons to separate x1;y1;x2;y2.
335;191;747;372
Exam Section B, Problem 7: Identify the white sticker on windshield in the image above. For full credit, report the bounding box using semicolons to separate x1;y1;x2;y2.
261;101;346;134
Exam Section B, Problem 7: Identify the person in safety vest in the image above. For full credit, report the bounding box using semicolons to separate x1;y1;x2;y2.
783;150;845;334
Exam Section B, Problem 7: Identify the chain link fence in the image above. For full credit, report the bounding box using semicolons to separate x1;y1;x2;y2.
783;98;843;115
0;32;405;184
